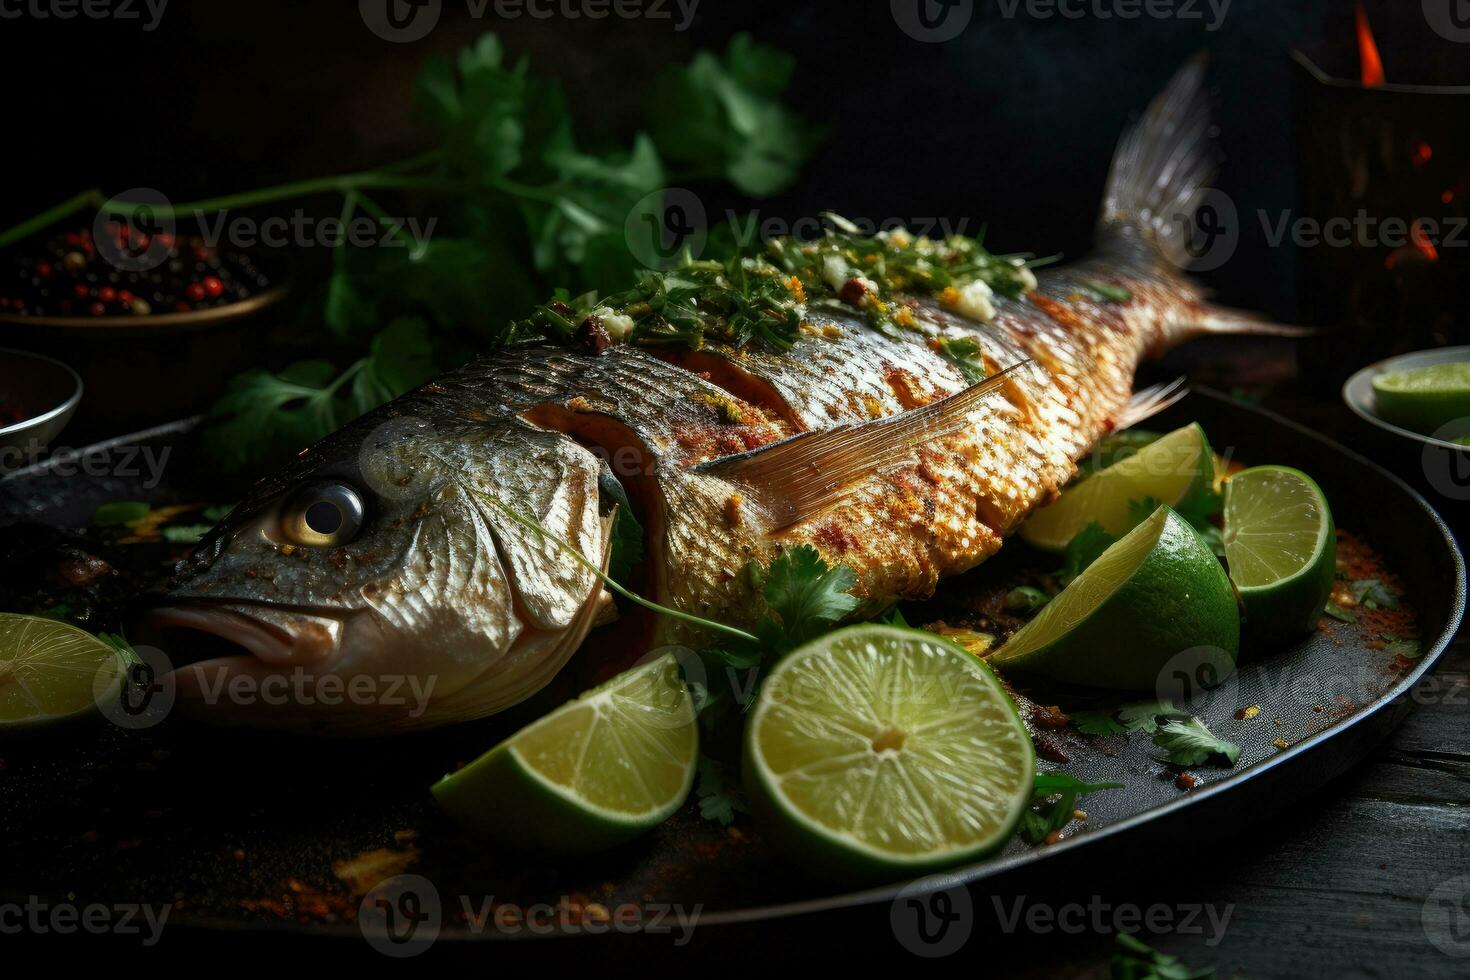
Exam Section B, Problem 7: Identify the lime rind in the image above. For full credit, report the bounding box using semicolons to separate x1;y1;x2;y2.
745;625;1035;876
1021;423;1214;551
0;614;125;729
992;507;1241;691
1000;507;1167;663
1223;466;1336;645
431;654;697;852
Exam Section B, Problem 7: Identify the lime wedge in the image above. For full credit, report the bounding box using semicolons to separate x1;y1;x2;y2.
994;507;1240;691
0;614;125;730
1021;423;1215;551
743;625;1034;879
1372;361;1470;434
431;653;697;854
1223;466;1336;646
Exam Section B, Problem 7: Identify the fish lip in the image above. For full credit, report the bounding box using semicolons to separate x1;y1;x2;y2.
133;602;343;668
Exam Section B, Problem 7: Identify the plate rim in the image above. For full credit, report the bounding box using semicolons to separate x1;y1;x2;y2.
1341;345;1470;453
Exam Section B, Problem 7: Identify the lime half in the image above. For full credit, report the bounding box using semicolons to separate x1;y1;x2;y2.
743;625;1034;879
1223;466;1336;646
1021;423;1215;551
432;653;697;854
0;614;125;730
1372;361;1470;434
994;507;1240;691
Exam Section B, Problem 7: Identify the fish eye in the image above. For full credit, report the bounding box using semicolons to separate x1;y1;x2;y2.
281;481;365;548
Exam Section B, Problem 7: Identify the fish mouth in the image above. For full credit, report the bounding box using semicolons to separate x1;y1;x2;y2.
132;603;344;671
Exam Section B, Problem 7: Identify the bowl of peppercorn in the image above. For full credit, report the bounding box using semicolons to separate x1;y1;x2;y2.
0;348;83;465
0;222;288;433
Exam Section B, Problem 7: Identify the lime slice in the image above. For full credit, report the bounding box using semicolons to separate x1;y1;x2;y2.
1372;361;1470;434
0;614;125;730
994;507;1239;691
1223;466;1336;646
743;625;1034;879
431;653;697;854
1021;423;1215;551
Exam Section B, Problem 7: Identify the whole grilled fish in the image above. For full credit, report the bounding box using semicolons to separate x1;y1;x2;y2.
138;60;1294;733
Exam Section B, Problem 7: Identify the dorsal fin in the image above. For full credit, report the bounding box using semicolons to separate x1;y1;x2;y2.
698;360;1032;531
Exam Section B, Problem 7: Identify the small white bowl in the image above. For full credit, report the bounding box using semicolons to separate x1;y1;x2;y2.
1343;345;1470;453
0;348;83;462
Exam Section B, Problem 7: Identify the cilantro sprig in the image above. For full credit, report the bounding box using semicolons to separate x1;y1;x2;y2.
15;32;822;474
1020;771;1122;844
1073;701;1240;768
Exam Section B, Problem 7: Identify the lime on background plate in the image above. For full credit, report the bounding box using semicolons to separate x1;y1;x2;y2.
1371;361;1470;434
0;614;125;730
743;624;1034;879
994;506;1240;691
432;652;697;854
1021;423;1215;551
1223;466;1336;647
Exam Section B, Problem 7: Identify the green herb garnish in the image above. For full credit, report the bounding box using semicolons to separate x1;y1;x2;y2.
1153;716;1240;767
1020;771;1122;844
1111;933;1214;980
92;501;150;527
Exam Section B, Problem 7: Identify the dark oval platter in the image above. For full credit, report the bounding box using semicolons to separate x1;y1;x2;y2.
0;387;1463;940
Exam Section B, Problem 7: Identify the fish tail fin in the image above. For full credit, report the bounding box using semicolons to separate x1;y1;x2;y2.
1099;52;1219;269
1196;304;1318;338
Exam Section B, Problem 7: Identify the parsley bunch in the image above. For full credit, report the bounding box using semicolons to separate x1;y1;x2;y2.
185;32;820;472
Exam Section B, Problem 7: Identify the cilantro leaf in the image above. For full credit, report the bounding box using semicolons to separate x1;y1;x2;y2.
1060;522;1116;585
92;501;150;527
1323;600;1356;623
1111;932;1215;980
1348;578;1399;610
1083;281;1132;303
161;524;213;544
758;544;862;651
1153;717;1240;767
645;34;822;197
936;336;990;384
1004;586;1051;615
1072;700;1190;736
1385;637;1422;659
694;755;748;826
1021;770;1122;844
205;319;436;472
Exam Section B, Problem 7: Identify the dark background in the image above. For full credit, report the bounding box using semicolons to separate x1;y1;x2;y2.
3;0;1449;325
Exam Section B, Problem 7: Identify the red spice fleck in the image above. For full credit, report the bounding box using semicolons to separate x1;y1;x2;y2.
1175;772;1198;791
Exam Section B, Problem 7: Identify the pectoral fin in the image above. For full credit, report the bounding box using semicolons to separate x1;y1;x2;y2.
699;360;1032;531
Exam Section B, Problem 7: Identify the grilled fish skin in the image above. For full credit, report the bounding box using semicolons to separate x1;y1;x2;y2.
136;59;1290;732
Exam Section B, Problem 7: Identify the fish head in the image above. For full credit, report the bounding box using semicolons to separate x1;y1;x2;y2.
137;405;612;734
